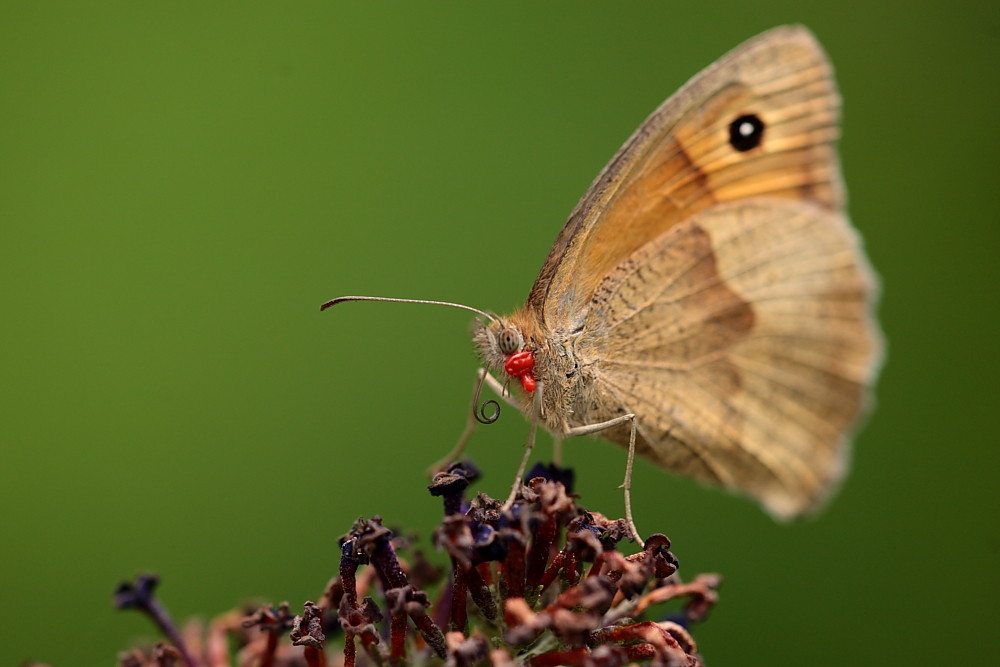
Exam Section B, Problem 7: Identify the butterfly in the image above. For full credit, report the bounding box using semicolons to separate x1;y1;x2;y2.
324;25;882;540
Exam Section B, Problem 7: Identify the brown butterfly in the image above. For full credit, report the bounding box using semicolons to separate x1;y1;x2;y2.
323;25;882;540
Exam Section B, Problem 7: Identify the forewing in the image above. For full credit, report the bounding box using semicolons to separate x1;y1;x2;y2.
528;26;843;329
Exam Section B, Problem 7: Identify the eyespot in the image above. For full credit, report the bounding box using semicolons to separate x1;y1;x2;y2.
497;327;522;354
728;114;765;152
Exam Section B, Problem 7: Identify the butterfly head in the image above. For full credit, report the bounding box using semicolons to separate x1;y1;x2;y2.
474;318;537;393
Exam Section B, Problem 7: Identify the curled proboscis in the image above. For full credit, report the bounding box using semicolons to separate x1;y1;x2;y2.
472;369;500;425
476;398;500;425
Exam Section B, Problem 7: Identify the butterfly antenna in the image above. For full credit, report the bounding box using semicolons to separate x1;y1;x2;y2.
320;295;497;324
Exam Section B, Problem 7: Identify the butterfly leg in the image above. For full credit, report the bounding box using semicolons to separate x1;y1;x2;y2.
565;414;641;544
427;368;521;477
501;383;545;509
552;436;564;466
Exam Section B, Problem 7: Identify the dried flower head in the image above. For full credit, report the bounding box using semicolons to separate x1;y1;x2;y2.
113;460;721;666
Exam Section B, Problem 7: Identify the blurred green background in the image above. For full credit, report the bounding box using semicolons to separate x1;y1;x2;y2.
1;1;996;664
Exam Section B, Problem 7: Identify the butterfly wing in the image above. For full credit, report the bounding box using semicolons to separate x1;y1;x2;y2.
528;25;844;329
576;199;880;517
521;26;881;516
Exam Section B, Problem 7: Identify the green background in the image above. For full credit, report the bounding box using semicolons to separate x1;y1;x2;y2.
1;1;996;664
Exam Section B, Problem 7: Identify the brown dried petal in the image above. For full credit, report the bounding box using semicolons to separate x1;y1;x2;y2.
445;632;490;667
429;470;471;498
384;584;429;616
349;516;393;556
241;601;293;632
588;513;631;549
151;643;180;667
117;650;145;667
468;492;502;524
529;478;576;517
615;556;655;599
659;621;698;655
591;621;689;666
565;524;605;562
435;515;476;570
290;602;326;649
643;533;679;579
557;575;616;615
338;594;382;640
360;596;383;625
548;607;601;647
684;574;722;622
503;597;550;646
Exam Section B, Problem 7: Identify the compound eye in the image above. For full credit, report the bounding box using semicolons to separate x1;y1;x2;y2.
497;327;521;355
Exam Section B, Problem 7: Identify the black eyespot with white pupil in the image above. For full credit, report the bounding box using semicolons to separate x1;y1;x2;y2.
728;114;765;152
497;328;521;355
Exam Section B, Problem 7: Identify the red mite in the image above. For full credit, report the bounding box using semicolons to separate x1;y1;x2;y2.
503;350;536;392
